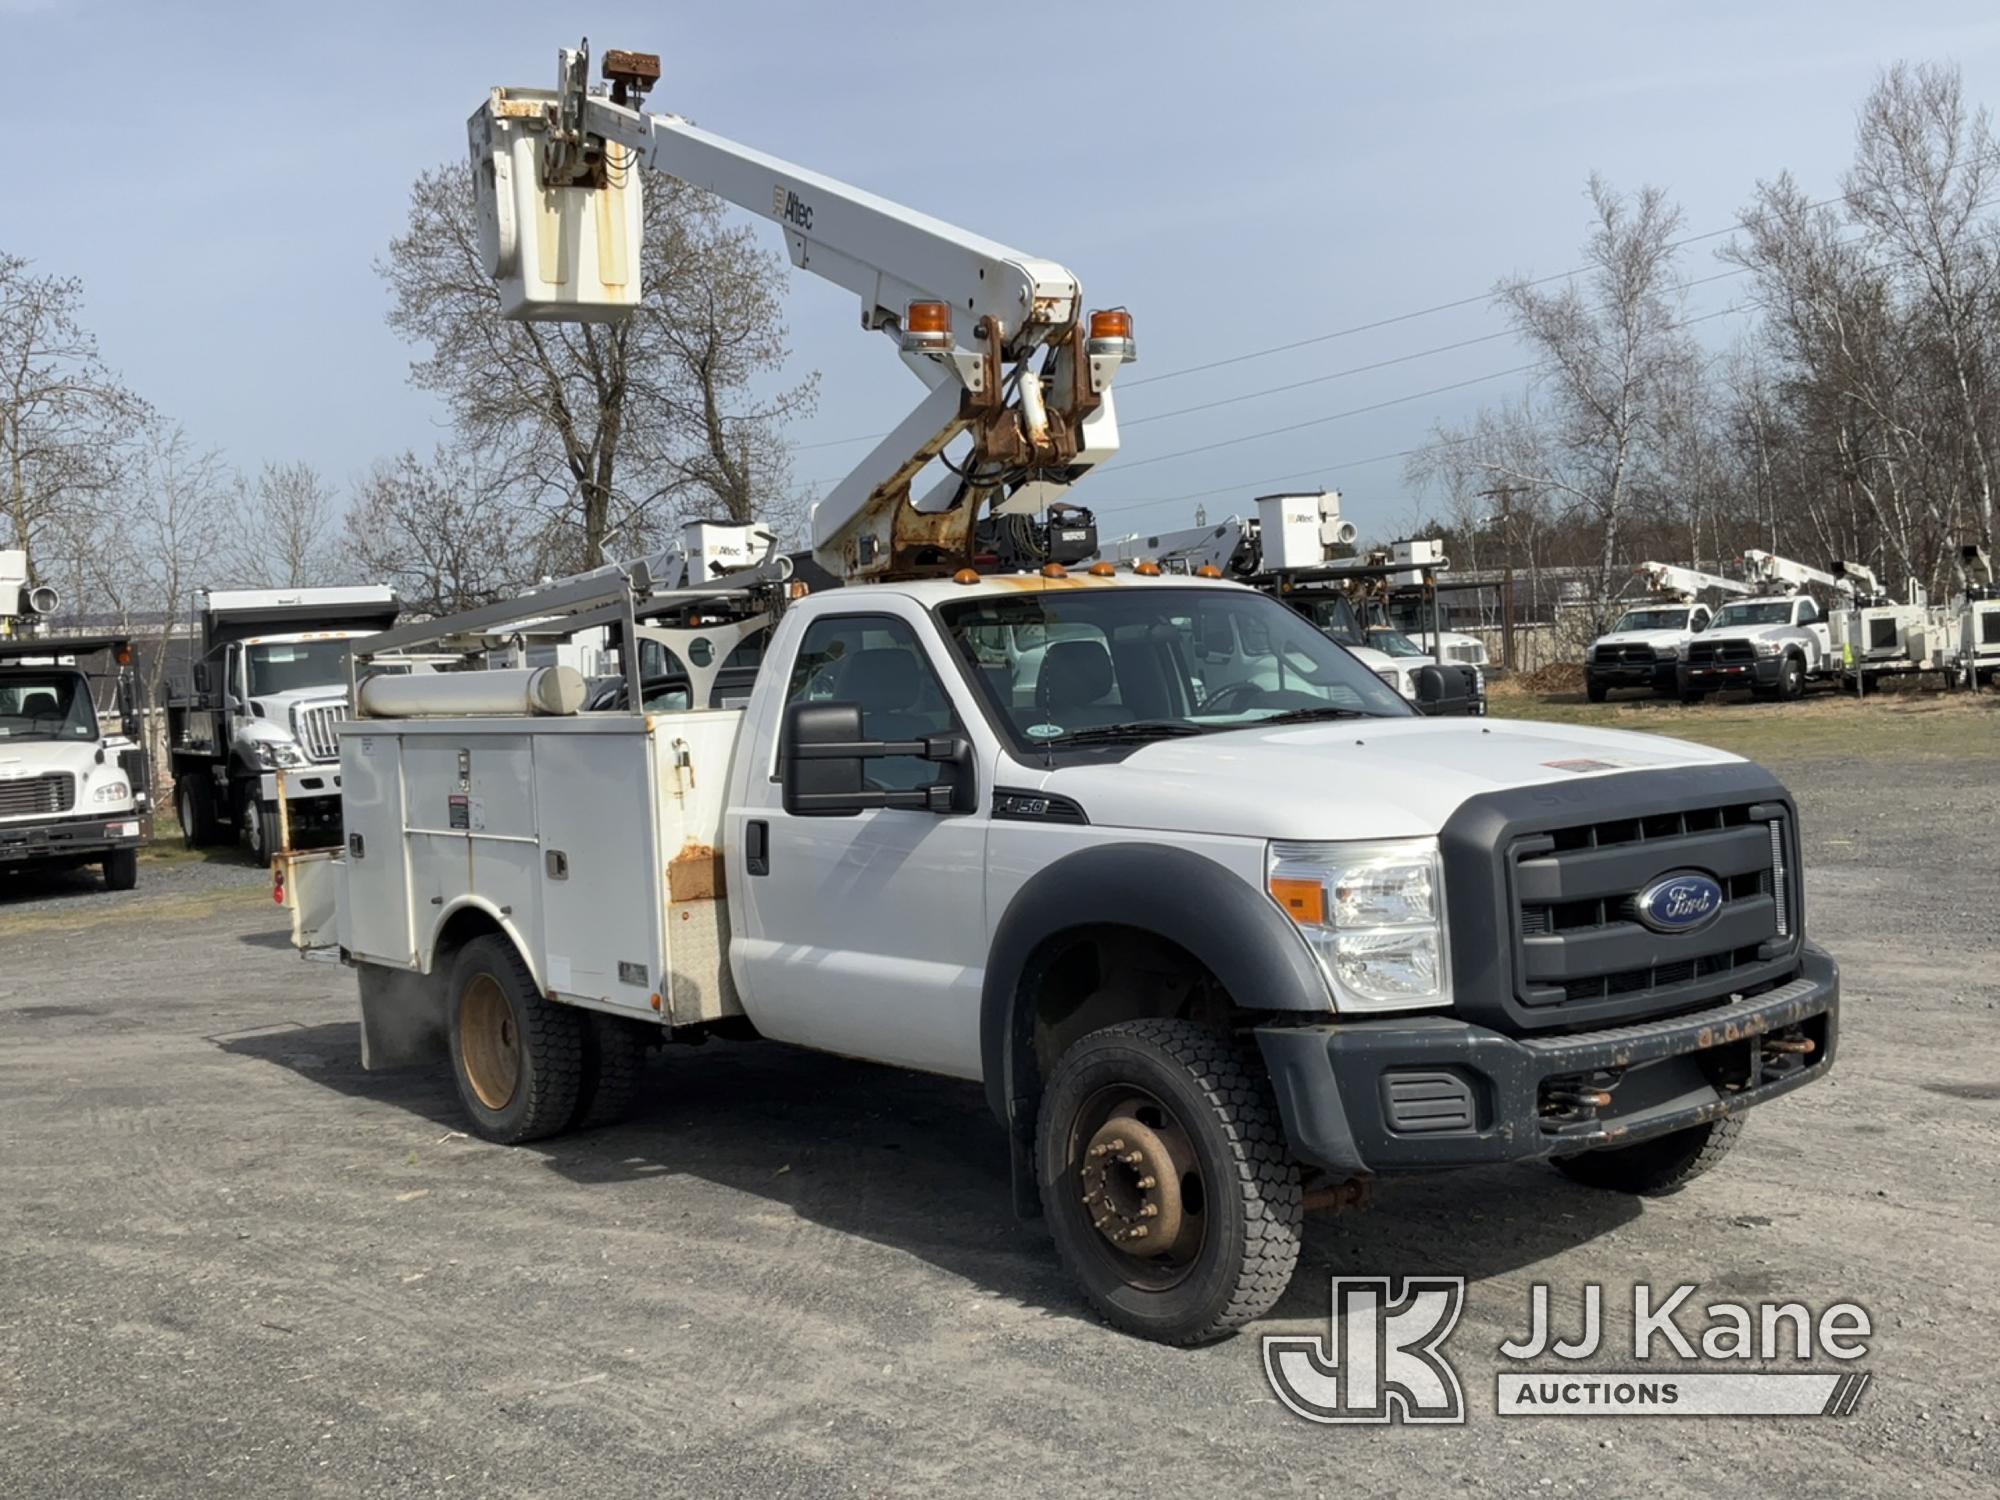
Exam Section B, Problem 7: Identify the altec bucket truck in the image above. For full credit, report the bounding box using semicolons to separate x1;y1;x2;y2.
1586;562;1750;702
286;41;1838;1345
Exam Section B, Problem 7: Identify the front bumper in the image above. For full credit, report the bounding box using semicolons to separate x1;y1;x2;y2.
0;809;151;864
1256;943;1838;1175
1588;661;1675;689
1680;656;1781;690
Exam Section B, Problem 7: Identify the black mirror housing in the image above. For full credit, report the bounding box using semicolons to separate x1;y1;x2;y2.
779;701;971;817
191;662;210;695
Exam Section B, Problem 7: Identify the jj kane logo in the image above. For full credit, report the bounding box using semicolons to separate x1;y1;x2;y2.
1266;1279;1874;1423
1263;1277;1467;1424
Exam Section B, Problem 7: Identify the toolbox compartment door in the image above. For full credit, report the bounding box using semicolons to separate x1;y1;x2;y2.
278;848;342;959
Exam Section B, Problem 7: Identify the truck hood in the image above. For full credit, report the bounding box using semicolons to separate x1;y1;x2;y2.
0;739;139;820
1700;624;1800;645
1043;717;1740;840
1593;627;1688;649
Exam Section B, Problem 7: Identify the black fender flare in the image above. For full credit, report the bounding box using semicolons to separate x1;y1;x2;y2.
979;841;1332;1138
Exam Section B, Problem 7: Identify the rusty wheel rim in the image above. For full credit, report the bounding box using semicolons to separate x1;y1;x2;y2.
1071;1086;1205;1290
460;975;520;1111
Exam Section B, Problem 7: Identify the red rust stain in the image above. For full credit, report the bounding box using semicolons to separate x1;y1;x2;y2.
669;842;725;902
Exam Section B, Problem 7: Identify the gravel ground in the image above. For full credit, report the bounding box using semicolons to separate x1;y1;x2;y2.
1;731;1997;1498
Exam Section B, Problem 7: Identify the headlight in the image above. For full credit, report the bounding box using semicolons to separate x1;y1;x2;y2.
92;779;130;804
1753;639;1783;657
1267;839;1452;1012
254;740;310;768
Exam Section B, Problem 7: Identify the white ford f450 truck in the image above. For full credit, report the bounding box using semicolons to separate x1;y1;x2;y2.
285;40;1839;1345
288;565;1839;1345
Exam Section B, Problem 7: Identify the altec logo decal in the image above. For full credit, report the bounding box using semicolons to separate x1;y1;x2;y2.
774;185;813;231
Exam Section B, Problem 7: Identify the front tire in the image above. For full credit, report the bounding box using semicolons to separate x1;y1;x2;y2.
1777;653;1805;701
236;782;276;867
1586;679;1608;704
102;848;138;891
1037;1018;1302;1345
1552;1117;1741;1196
445;935;585;1144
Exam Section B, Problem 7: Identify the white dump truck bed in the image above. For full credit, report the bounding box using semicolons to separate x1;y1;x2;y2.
301;709;744;1027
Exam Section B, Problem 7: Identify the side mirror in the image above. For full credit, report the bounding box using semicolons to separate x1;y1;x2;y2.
1413;664;1476;716
780;701;970;817
192;662;210;695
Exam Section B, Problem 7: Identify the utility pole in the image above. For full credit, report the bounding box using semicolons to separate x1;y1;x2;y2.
1478;485;1525;672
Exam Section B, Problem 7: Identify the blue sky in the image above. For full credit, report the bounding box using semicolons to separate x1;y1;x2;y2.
8;1;2000;545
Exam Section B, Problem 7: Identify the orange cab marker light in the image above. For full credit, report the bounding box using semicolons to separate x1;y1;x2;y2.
650;993;663;1012
1134;561;1162;577
1269;877;1325;926
1041;563;1068;579
1195;564;1223;579
953;567;981;585
1088;562;1116;577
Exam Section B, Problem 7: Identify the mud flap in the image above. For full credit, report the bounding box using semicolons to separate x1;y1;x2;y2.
356;962;449;1070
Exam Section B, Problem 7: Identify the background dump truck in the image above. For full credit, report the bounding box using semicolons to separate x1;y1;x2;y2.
168;586;399;865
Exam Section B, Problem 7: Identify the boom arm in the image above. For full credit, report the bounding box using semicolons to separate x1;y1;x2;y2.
468;42;1134;581
1741;550;1856;597
1634;561;1752;601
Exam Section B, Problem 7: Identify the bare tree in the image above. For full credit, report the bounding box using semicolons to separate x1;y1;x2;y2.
343;447;530;616
380;162;815;571
75;421;230;704
0;253;148;593
226;460;338;587
1845;61;2000;558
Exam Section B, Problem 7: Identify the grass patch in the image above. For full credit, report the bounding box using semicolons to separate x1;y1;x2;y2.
1486;682;2000;764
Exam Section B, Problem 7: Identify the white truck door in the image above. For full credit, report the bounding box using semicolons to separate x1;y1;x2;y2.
728;606;993;1080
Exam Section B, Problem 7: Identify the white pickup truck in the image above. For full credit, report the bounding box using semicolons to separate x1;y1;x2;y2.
288;566;1840;1344
1586;602;1714;701
1677;595;1833;703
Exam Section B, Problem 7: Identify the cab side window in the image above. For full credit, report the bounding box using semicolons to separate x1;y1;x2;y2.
784;614;958;791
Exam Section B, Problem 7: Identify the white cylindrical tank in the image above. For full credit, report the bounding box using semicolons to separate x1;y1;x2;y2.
357;666;587;719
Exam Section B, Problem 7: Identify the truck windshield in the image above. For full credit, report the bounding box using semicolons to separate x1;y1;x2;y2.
1366;629;1428;658
1612;608;1689;632
1713;602;1796;628
939;586;1411;750
1286;594;1365;646
0;671;98;743
246;640;352;696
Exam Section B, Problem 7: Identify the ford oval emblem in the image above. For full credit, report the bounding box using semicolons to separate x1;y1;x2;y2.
1635;871;1725;934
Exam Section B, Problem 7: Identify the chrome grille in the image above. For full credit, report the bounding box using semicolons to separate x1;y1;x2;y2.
293;703;343;763
0;772;75;819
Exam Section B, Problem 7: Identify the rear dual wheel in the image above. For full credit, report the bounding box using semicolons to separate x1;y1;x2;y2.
1037;1019;1302;1345
446;936;646;1143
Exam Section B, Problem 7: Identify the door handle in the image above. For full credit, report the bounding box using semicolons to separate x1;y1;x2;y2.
745;819;770;877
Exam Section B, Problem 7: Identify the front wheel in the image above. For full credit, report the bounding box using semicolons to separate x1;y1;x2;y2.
236;783;276;867
102;847;138;891
1777;654;1806;701
1586;679;1608;704
1552;1117;1741;1196
1037;1019;1302;1345
1679;689;1706;705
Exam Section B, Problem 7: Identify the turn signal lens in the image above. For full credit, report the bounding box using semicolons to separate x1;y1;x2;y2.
1269;876;1326;927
